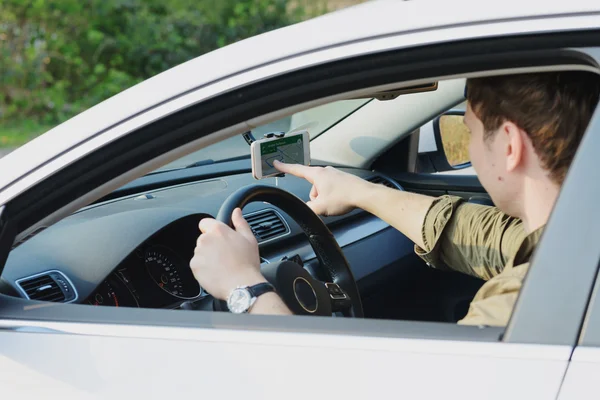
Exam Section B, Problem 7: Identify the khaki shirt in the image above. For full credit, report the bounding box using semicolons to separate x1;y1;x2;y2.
414;195;544;327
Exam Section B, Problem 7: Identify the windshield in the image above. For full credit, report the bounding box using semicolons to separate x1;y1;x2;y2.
152;99;371;173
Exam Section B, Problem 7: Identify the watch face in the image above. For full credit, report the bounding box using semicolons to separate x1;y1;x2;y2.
227;288;252;314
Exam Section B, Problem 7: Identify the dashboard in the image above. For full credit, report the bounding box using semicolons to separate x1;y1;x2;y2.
85;215;206;309
0;164;417;309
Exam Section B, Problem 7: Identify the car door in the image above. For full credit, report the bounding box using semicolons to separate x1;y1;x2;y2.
0;312;569;399
557;262;600;399
2;15;600;400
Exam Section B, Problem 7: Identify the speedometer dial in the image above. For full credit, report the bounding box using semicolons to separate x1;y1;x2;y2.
145;246;200;299
87;275;139;308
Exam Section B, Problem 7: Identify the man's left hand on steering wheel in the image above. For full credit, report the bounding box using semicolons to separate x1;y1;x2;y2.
189;183;363;318
190;208;267;302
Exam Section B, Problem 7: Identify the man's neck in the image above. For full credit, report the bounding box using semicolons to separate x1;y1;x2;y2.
519;178;560;234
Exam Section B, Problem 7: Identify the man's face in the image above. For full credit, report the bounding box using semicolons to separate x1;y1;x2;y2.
464;103;520;215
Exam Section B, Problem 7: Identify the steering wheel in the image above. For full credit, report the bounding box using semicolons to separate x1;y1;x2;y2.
213;184;363;318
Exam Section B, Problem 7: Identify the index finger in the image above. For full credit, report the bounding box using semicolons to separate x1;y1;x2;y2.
273;160;317;183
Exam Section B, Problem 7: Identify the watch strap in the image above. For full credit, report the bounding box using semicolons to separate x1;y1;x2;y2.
247;282;276;299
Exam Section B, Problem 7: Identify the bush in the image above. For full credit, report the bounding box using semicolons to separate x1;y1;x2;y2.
0;0;323;131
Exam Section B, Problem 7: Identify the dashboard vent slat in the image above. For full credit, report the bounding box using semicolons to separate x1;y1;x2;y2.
245;215;280;225
17;271;77;303
246;210;290;243
367;175;399;190
20;277;54;289
35;291;66;302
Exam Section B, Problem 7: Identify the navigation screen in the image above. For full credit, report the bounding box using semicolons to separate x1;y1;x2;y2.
260;135;305;176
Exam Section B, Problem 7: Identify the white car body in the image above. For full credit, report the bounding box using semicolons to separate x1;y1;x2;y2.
1;1;600;399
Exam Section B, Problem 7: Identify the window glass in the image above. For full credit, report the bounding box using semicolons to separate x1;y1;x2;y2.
152;99;371;173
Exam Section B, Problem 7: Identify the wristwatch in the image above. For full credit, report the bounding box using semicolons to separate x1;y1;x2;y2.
227;282;276;314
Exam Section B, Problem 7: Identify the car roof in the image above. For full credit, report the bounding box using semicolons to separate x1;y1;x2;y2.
1;0;599;194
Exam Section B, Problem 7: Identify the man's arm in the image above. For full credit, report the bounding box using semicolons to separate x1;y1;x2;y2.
353;183;435;249
274;161;526;280
249;292;293;315
273;161;434;249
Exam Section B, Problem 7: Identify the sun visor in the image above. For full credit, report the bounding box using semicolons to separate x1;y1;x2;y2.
354;82;438;101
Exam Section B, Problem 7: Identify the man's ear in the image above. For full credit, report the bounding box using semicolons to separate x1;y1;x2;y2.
504;122;524;172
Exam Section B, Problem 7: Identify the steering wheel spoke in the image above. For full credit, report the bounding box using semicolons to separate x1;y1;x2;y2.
323;282;353;313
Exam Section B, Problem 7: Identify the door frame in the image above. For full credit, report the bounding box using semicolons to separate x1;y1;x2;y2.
0;33;599;348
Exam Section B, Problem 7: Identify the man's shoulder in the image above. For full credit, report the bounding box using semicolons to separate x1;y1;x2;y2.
458;261;529;327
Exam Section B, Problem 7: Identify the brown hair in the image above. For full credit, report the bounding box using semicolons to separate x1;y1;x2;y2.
466;71;600;184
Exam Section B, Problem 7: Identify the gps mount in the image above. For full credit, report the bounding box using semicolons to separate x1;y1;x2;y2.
242;130;286;145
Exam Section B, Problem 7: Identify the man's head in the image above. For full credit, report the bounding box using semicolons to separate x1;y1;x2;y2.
464;71;600;219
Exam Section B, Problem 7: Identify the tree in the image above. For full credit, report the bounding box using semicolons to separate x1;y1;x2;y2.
0;0;324;129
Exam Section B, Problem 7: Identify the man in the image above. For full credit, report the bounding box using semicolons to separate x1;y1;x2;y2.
190;71;600;326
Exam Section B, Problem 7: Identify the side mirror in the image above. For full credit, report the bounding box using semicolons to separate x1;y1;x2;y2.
418;110;471;172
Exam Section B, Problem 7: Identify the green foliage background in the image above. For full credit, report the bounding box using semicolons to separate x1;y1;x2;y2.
0;0;328;146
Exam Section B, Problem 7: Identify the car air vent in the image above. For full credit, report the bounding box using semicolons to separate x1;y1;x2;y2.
245;209;290;243
16;271;77;303
367;175;399;189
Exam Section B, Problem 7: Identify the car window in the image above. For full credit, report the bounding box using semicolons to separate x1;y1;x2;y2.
152;99;371;173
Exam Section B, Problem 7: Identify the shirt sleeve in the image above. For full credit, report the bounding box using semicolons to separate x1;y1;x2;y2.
414;195;526;280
